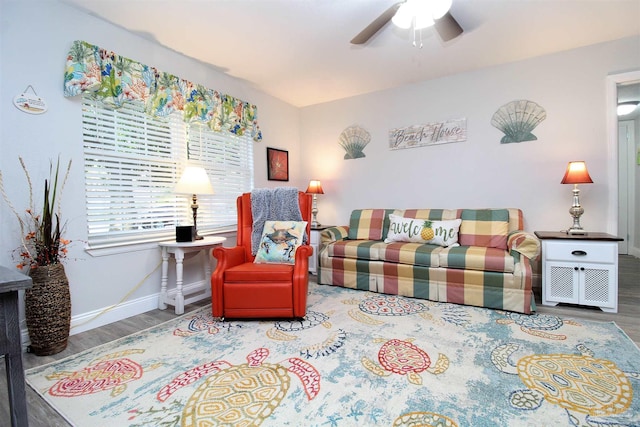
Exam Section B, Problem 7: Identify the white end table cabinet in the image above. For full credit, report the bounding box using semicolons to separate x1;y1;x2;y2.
535;231;622;313
309;226;332;274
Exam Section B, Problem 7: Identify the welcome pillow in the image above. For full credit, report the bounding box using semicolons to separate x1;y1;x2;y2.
384;214;462;247
254;220;307;264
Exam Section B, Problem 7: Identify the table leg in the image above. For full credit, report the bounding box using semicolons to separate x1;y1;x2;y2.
203;249;212;299
174;248;185;315
159;247;169;310
2;292;29;427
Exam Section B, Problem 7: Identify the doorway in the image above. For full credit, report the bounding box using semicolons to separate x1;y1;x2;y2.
618;120;635;254
611;75;640;256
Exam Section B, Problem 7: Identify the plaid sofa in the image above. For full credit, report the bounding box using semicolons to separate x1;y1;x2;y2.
317;208;540;314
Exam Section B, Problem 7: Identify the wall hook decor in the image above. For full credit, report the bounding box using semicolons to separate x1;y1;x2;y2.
13;85;48;114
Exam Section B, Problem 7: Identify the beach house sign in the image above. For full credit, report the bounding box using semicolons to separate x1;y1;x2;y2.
389;118;466;150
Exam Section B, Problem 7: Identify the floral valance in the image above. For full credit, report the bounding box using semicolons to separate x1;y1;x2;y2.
63;40;262;141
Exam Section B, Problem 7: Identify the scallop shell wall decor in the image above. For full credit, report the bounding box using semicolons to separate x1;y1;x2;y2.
339;125;370;159
491;100;547;144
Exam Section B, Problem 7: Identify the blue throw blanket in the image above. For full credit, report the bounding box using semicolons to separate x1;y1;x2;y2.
250;187;306;255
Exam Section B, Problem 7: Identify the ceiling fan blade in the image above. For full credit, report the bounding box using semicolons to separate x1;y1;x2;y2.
350;2;402;45
434;11;463;42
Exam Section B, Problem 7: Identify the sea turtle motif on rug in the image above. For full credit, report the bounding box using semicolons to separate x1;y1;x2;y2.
266;311;344;358
267;310;333;341
46;349;159;397
491;343;640;425
157;347;320;426
275;310;332;332
173;311;240;336
496;312;581;340
345;294;470;327
393;411;459;427
362;338;449;385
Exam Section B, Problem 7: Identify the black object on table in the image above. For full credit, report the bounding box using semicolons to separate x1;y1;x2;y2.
0;265;33;427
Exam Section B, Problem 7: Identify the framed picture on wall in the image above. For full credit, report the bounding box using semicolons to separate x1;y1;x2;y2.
267;147;289;181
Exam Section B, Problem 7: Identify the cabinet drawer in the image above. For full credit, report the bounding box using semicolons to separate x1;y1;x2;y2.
544;241;617;264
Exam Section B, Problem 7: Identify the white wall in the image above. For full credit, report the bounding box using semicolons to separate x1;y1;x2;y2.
2;0;638;335
0;0;304;334
300;37;640;240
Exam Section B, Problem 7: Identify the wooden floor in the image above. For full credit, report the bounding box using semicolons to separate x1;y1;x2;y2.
1;255;638;426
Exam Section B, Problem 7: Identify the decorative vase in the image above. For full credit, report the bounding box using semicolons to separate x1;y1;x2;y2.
26;263;71;356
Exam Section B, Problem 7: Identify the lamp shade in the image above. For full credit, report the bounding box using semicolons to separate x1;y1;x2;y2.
175;166;214;194
560;161;593;185
305;180;324;194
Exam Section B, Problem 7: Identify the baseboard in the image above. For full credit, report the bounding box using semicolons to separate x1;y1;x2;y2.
628;246;640;258
20;283;211;350
69;293;161;335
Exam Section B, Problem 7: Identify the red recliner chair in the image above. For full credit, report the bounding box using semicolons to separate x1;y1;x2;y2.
211;191;313;319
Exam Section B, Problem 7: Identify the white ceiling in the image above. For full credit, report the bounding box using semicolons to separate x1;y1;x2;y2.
62;0;640;108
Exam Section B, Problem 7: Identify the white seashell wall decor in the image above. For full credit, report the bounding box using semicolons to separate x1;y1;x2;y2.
339;125;371;159
491;100;547;144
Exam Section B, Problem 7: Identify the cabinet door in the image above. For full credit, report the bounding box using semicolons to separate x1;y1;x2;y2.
580;264;616;309
544;261;579;304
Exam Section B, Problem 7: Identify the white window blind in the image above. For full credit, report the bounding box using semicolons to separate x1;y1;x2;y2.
82;95;253;248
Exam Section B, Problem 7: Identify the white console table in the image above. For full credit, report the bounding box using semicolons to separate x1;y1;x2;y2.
158;236;226;314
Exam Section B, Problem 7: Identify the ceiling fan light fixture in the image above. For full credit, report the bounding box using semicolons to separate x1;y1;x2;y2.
392;0;452;30
391;2;413;29
432;0;453;19
414;14;435;30
617;101;639;116
351;0;462;46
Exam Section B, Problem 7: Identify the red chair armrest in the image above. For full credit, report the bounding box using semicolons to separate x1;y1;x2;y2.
292;245;313;317
212;246;247;268
211;246;248;317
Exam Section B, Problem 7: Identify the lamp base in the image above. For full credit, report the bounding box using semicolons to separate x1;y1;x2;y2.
310;194;320;229
190;195;204;240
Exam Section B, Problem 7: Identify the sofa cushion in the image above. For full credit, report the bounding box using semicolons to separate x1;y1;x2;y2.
325;240;382;261
347;209;397;240
438;245;515;273
324;240;442;268
384;214;462;247
378;242;441;267
402;208;459;221
459;209;510;249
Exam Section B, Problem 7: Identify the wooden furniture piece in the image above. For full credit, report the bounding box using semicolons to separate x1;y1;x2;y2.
0;266;33;427
309;225;333;274
211;191;313;319
159;236;226;315
535;231;623;313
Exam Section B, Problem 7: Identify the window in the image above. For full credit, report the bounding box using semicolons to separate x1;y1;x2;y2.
82;95;253;248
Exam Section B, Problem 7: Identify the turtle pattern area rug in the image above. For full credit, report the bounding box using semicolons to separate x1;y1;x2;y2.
26;282;640;427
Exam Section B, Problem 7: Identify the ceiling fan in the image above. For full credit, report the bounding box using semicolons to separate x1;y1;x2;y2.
350;0;463;45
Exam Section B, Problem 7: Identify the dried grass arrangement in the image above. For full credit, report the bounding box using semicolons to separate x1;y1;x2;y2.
0;156;73;355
